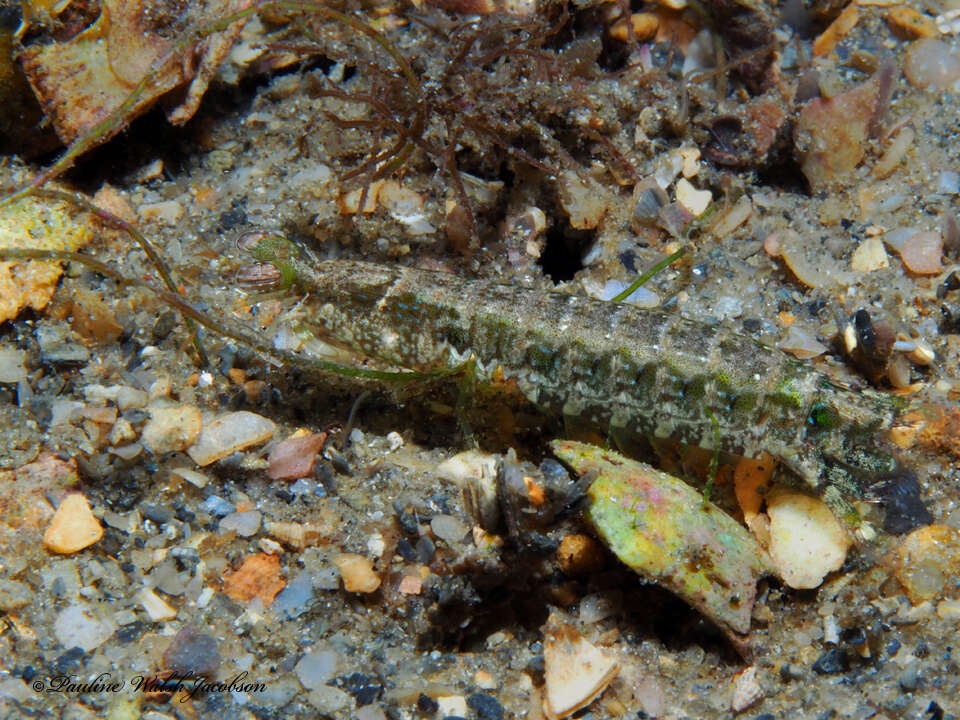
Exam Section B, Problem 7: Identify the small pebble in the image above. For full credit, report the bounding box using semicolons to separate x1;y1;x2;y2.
812;648;849;675
675;178;712;217
417;694;439;713
899;658;921;692
222;553;286;606
334;554;381;593
893;525;960;603
162;626;220;676
201;495;236;517
274;574;316;618
415;536;436;563
139;588;177;621
141;405;202;455
140;502;173;525
295;647;343;690
900;231;943;275
53;603;115;651
431;514;469;545
436;696;468;717
467;692;504;720
171;467;210;489
219;510;262;538
904;38;960;91
938;170;960;195
356;706;388;720
0;348;27;383
138;199;185;225
779;326;828;360
936;598;960;621
340;672;383;705
543;618;618;719
307;686;352;714
0;579;32;611
851;236;889;272
44;494;104;554
187;411;276;466
267;431;326;481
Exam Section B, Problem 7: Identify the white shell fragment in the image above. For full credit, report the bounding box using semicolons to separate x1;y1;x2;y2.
778;325;828;360
850;236;889;272
187;411;277;466
730;666;762;712
437;450;500;531
675;178;712;217
139;588;177;621
766;487;851;590
543;618;618;720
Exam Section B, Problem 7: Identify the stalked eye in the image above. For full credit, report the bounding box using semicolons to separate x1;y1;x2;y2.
808;402;840;429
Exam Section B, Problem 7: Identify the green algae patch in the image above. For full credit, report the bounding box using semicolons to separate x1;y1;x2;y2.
551;440;772;637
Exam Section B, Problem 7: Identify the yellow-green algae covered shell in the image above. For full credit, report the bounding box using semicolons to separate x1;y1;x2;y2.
551;440;773;636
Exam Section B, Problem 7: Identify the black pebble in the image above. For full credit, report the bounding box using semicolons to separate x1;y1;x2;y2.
417;693;439;713
841;626;867;646
396;538;417;562
219;207;247;230
872;470;934;535
52;647;86;676
415;536;436;563
339;673;383;706
115;622;144;644
467;693;504;720
395;506;419;536
174;504;196;524
812;648;849;675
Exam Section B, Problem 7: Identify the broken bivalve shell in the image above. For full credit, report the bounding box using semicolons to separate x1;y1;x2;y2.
543;617;618;720
552;440;773;638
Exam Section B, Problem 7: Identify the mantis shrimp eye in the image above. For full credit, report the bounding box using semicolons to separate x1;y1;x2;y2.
808;402;840;430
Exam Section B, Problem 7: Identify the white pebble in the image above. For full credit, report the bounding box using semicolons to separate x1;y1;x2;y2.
219;510;262;538
187;411;276;466
938;170;960;195
0;348;27;383
54;604;115;651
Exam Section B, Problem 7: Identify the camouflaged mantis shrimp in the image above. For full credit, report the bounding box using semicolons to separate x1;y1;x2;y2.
235;233;934;538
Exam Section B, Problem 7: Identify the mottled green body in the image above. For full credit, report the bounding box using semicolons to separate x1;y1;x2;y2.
552;440;772;636
291;259;905;499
